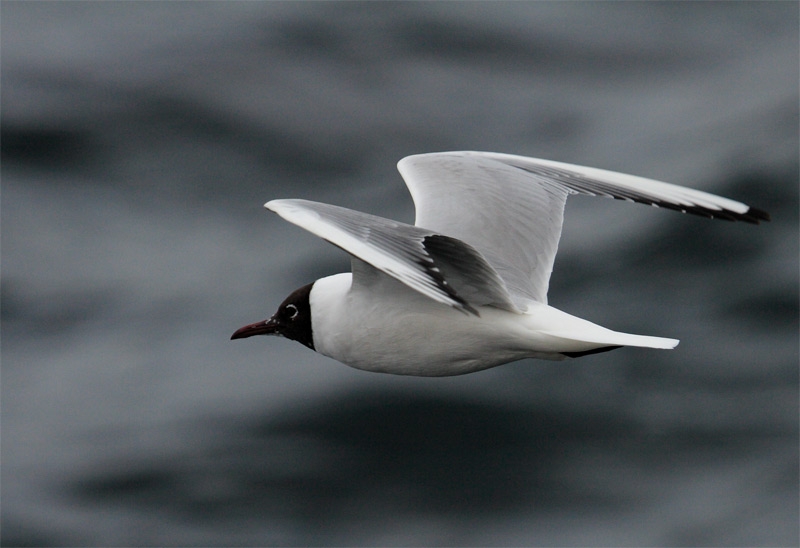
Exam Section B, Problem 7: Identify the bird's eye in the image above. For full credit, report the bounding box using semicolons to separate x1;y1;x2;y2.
285;304;298;319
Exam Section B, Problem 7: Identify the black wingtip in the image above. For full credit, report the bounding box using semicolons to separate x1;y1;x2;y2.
746;206;771;224
683;204;771;224
726;206;770;224
562;345;623;358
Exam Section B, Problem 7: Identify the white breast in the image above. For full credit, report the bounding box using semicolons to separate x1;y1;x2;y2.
308;273;568;376
308;271;677;376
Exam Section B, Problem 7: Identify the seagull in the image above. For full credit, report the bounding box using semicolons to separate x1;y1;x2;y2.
231;151;768;376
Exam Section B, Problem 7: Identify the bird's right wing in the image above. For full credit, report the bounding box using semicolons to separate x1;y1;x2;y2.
265;199;519;315
399;151;769;305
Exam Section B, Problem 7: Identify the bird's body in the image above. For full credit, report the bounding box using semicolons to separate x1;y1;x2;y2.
309;272;673;376
232;151;768;376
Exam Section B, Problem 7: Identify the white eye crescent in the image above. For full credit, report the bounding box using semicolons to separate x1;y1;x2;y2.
286;304;298;319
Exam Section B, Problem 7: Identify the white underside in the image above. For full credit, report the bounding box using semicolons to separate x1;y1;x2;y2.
309;273;678;377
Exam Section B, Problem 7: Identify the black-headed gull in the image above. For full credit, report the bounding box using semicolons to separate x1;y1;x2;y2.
232;151;768;376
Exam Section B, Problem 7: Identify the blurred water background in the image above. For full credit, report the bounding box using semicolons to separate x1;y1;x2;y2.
2;2;798;546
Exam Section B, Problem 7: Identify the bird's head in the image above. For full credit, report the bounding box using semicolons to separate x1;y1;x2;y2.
231;282;314;350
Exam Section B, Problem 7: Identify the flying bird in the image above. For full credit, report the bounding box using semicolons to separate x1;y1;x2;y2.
231;151;768;376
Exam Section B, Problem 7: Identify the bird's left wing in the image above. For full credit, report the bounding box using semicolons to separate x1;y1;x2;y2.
266;199;519;315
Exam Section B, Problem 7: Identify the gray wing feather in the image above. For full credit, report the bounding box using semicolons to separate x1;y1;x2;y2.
266;199;519;314
398;151;769;305
399;153;569;304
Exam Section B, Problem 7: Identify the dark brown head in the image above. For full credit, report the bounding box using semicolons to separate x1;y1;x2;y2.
230;282;314;350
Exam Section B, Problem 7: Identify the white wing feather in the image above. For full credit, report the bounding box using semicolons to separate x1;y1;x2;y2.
265;152;767;313
399;151;768;304
266;199;518;314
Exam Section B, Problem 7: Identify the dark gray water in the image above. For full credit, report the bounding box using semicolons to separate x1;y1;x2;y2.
2;2;798;546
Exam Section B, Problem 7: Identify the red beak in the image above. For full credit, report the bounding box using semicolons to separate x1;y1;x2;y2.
230;318;280;340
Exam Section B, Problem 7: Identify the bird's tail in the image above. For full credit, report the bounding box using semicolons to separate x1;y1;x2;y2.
603;332;680;350
538;328;679;357
528;304;679;357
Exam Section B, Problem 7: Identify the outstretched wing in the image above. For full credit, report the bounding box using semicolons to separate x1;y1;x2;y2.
399;151;769;304
266;199;519;315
